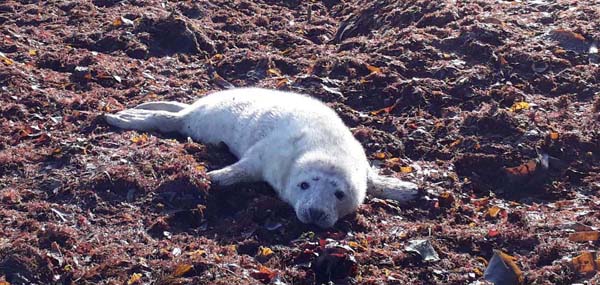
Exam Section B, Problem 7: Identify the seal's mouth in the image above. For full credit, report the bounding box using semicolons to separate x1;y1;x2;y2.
297;207;336;228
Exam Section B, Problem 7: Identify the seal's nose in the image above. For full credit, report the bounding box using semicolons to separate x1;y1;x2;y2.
308;208;325;222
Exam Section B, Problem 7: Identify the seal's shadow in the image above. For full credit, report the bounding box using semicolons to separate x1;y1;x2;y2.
200;182;364;246
150;142;367;245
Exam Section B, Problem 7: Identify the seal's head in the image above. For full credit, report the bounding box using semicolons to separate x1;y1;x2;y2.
284;155;366;228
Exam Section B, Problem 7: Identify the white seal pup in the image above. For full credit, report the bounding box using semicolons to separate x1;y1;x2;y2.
105;88;418;228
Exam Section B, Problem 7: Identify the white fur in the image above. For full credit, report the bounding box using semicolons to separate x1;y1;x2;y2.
105;88;418;228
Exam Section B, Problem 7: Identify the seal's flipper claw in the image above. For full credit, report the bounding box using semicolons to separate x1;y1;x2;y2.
367;170;420;202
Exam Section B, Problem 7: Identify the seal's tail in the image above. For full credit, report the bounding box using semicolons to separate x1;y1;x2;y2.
134;101;190;112
105;101;188;133
366;169;420;202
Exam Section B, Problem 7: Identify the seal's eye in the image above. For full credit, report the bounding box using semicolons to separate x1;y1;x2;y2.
299;182;310;190
335;191;345;200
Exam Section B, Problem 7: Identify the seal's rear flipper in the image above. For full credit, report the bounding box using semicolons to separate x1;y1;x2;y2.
105;109;183;133
134;101;190;112
367;169;419;202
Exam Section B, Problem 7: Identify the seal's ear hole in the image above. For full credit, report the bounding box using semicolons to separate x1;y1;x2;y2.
299;182;310;190
312;177;320;181
335;191;345;200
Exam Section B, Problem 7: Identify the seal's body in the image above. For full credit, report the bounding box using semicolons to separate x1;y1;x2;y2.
105;88;418;228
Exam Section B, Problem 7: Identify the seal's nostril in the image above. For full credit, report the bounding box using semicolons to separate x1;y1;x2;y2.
308;208;325;222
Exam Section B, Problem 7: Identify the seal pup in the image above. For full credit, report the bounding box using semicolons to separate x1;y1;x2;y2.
105;88;418;228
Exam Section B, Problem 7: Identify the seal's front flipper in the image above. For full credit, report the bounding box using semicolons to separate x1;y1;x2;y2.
367;169;419;202
207;159;260;186
135;101;190;112
105;109;183;133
